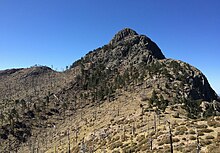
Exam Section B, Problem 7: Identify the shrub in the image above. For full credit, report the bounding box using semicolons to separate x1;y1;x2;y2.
150;131;156;136
196;124;208;129
158;141;164;146
198;131;205;136
173;137;180;143
189;129;196;134
201;139;212;146
136;135;145;142
112;150;120;153
199;128;214;133
109;141;123;150
207;120;220;128
138;138;148;146
175;126;188;135
121;134;129;142
206;135;215;139
189;136;196;140
121;143;129;149
140;144;148;151
159;136;170;145
207;143;220;153
215;132;220;142
215;117;220;121
113;135;120;141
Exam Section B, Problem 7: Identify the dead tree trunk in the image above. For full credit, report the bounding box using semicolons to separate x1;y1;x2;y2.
196;129;201;153
68;129;70;153
132;122;136;137
149;136;153;150
154;112;157;133
167;121;173;153
123;125;126;141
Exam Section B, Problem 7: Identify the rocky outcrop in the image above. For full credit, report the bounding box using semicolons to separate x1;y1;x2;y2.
69;28;217;104
109;28;138;45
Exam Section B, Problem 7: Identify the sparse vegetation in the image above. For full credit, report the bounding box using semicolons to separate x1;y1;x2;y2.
0;28;219;153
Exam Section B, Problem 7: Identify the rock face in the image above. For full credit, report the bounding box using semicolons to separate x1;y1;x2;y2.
109;28;138;44
69;28;217;103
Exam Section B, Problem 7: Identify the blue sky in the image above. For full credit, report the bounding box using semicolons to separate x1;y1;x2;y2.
0;0;220;94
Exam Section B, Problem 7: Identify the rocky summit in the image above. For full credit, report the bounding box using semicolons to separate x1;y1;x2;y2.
0;28;220;153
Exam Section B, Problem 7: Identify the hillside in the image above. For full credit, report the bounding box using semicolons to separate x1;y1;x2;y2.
0;28;220;153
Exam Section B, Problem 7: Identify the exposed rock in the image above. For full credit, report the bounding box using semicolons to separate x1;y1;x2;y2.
200;101;211;112
109;28;138;45
213;100;220;112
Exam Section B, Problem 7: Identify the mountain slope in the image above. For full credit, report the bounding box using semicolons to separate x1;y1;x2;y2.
0;28;219;153
62;28;217;108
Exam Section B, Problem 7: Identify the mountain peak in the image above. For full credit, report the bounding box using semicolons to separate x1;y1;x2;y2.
110;28;138;45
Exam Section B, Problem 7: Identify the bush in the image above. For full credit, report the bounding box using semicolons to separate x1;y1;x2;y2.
207;143;220;153
199;128;214;133
196;124;208;129
109;141;123;150
207;120;220;128
121;143;129;149
215;117;220;121
182;137;186;141
173;112;180;118
136;135;145;142
158;136;170;145
206;135;215;139
198;131;205;136
121;134;129;142
189;129;196;134
140;144;148;151
113;135;120;141
173;137;180;143
189;136;196;140
175;126;188;135
201;139;212;146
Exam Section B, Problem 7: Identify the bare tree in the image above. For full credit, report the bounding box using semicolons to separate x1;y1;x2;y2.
167;120;173;153
149;136;153;151
154;112;157;133
196;128;201;153
132;122;136;137
67;128;71;153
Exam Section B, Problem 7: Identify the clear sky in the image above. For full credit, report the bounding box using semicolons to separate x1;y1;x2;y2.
0;0;220;94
